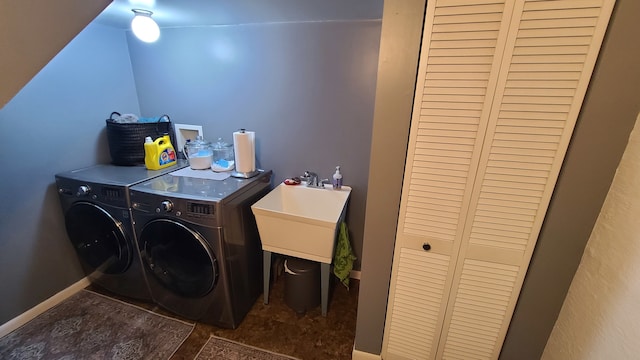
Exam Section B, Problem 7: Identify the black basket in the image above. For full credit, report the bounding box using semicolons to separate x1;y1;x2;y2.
105;112;176;165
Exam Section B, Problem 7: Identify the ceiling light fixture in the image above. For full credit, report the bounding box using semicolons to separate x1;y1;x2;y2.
131;9;160;43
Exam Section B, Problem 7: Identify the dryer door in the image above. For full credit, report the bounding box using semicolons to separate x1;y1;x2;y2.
64;202;131;274
140;219;218;298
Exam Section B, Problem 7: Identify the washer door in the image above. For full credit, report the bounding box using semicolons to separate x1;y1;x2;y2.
64;202;131;274
140;219;218;298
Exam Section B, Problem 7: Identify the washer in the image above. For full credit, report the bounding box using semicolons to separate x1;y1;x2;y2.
129;170;272;329
55;161;187;300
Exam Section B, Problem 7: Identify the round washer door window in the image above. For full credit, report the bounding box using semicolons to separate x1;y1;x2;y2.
140;219;218;298
64;202;130;274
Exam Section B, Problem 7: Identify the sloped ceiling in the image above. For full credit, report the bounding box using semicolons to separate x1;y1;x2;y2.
0;0;112;108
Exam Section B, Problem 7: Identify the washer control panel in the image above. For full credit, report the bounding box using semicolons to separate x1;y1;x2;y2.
55;177;128;208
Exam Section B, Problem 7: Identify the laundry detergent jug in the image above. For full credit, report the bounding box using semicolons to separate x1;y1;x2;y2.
144;135;177;170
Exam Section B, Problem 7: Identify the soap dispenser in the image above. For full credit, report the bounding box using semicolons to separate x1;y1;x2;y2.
332;166;343;190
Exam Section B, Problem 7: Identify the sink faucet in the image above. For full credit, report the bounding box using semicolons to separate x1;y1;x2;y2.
302;171;329;188
303;171;319;186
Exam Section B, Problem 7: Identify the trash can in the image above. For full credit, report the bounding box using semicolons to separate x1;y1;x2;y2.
284;257;320;314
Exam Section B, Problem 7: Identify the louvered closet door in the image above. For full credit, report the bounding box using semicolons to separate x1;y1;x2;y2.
382;0;615;359
436;1;615;359
382;1;516;359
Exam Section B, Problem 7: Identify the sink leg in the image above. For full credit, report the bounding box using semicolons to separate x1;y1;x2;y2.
263;251;272;304
321;262;330;316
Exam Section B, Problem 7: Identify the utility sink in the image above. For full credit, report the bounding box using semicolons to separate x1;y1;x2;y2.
251;182;351;264
252;181;351;316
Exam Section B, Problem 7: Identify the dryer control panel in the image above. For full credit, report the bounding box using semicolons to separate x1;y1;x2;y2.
131;196;222;227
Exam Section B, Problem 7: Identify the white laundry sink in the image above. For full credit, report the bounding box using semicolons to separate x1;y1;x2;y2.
251;182;351;263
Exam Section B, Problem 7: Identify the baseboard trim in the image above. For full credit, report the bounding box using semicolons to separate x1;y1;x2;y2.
0;277;90;337
350;270;361;280
352;348;382;360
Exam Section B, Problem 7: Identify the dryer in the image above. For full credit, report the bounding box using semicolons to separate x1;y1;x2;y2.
55;161;187;300
129;170;271;329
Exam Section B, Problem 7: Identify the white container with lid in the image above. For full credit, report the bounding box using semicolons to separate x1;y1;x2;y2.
184;135;213;170
211;138;235;172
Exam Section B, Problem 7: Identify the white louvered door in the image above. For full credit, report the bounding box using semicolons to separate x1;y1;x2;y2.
382;0;615;359
382;0;515;358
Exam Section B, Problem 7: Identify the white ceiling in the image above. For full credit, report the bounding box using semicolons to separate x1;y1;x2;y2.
94;0;384;29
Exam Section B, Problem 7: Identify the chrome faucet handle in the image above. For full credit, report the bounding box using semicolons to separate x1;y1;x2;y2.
303;171;319;186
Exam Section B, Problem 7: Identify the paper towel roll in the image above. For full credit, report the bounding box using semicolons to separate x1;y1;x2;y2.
233;130;256;173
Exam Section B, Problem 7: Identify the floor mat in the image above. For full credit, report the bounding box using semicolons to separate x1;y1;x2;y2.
0;289;194;359
195;335;300;360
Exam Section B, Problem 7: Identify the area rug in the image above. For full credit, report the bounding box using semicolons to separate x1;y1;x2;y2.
194;335;300;360
0;289;194;359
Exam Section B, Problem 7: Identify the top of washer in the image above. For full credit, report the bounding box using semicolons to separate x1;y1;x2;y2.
130;169;272;202
55;160;189;187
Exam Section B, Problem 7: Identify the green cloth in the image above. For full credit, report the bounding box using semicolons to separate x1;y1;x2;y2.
333;222;357;289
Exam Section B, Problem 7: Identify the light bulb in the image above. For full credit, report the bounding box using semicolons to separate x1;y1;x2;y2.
131;9;160;43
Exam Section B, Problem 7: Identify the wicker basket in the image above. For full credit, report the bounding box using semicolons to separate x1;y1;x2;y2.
105;112;176;165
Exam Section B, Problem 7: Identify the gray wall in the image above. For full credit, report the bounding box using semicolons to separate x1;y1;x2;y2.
0;23;140;324
354;0;640;356
125;21;383;269
354;0;425;354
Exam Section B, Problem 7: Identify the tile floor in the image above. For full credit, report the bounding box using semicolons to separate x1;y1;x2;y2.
91;271;359;360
